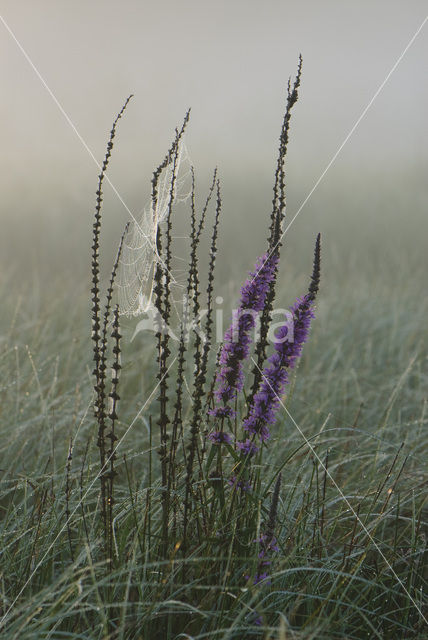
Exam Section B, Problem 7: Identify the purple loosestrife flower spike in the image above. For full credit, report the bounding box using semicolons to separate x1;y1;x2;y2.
243;295;315;441
209;253;279;421
208;431;232;445
307;233;321;303
253;572;270;585
250;473;282;586
236;439;259;456
228;475;252;492
243;235;320;442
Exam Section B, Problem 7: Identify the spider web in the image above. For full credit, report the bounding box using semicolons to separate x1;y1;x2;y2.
117;139;192;317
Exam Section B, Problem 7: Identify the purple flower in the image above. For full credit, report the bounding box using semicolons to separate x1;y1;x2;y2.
236;439;259;456
228;475;252;492
208;431;232;445
253;572;270;585
207;405;235;419
243;294;315;442
209;253;279;420
257;534;279;555
247;533;279;586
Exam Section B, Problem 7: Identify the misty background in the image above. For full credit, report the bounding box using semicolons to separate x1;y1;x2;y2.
0;1;427;310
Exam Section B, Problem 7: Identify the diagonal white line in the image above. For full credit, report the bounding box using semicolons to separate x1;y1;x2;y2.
249;13;428;286
1;14;186;326
281;14;428;240
0;357;177;629
250;356;427;625
0;14;142;232
0;13;182;293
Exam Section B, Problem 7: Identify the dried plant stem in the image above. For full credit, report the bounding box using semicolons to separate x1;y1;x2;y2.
248;59;302;409
168;169;218;535
183;179;221;554
65;438;74;562
106;305;121;571
79;438;91;553
91;95;132;543
151;113;190;557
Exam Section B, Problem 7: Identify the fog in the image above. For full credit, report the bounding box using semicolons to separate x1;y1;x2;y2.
0;1;427;290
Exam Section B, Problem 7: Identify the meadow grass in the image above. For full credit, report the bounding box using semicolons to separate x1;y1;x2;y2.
0;250;426;639
0;82;427;639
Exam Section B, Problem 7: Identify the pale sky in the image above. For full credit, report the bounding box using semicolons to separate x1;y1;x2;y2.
0;1;427;277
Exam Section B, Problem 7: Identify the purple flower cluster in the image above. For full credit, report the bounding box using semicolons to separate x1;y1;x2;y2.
207;431;232;445
257;533;279;557
228;475;252;492
209;253;279;421
251;533;279;585
243;294;315;442
236;438;259;456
